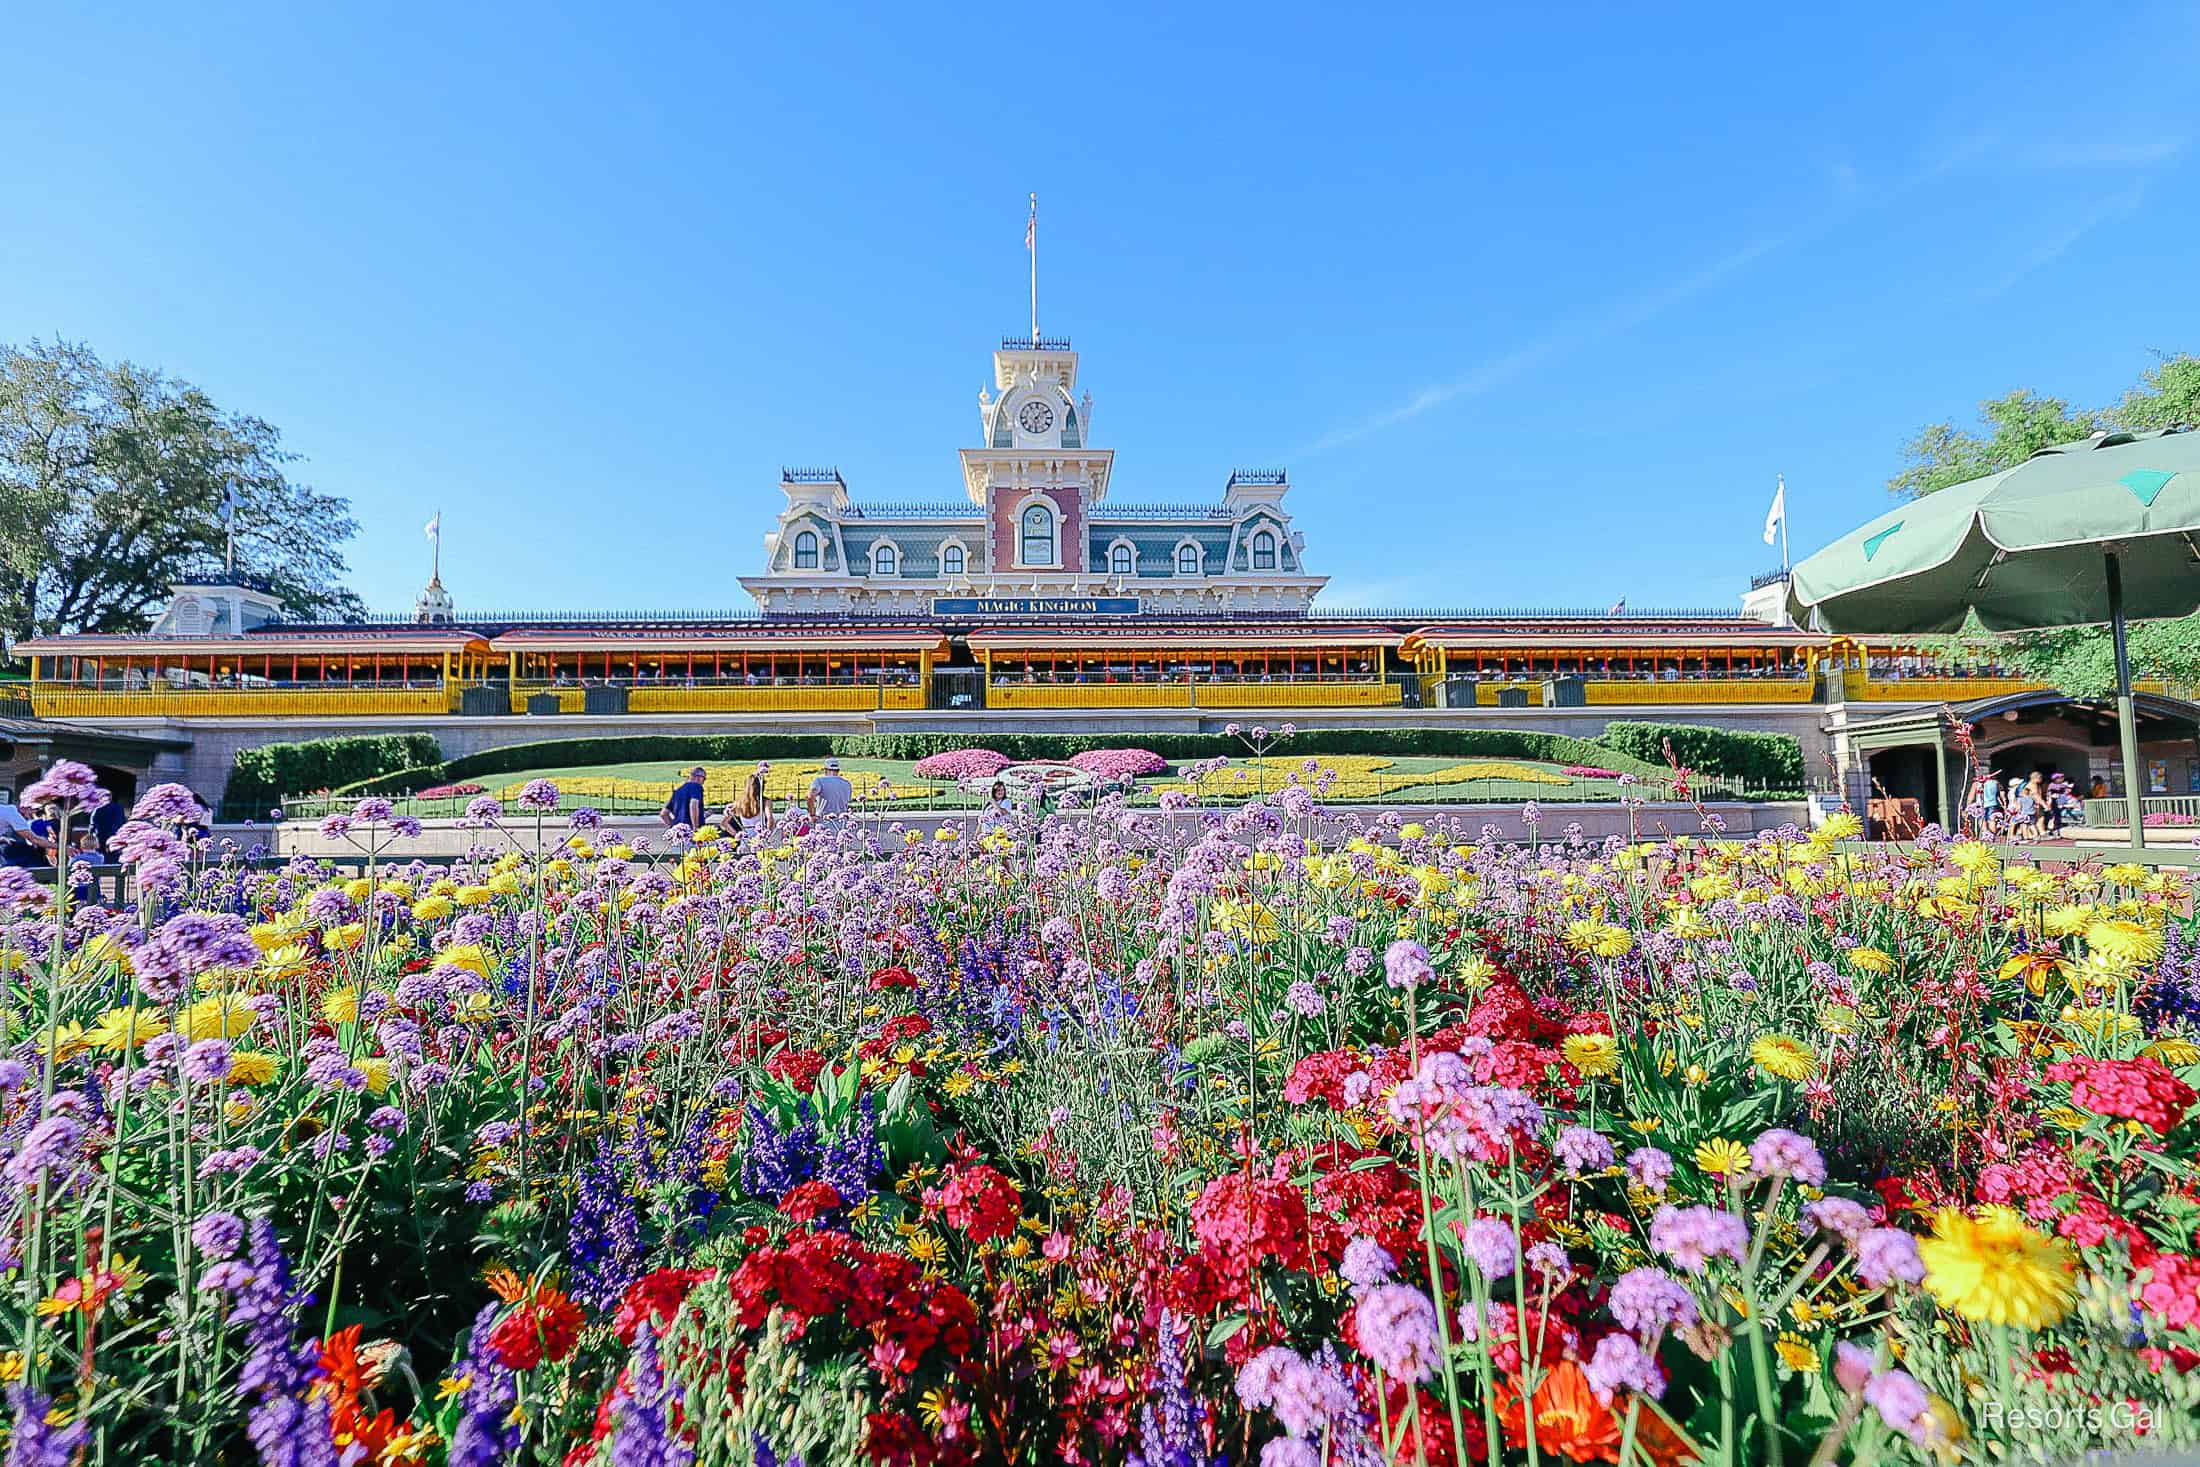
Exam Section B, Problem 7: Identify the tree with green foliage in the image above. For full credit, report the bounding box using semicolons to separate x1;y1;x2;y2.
1892;353;2200;696
0;338;363;644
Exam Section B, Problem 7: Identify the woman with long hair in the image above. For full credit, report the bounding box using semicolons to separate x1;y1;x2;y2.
715;763;772;844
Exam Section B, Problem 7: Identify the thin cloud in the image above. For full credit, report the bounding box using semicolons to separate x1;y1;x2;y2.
2021;137;2187;168
1298;233;1785;457
1976;183;2149;298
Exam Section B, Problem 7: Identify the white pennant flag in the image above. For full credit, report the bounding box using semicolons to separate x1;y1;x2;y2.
424;512;442;542
1761;477;1786;547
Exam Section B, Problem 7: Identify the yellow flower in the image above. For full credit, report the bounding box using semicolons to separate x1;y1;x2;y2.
40;1023;88;1063
1750;1033;1816;1082
2084;918;2164;967
411;895;455;922
1665;907;1714;941
1917;1206;2076;1329
1997;951;2072;997
1817;1004;1858;1036
323;987;359;1025
456;885;494;907
357;1057;392;1095
1817;811;1863;842
2143;1036;2200;1066
1773;1332;1820;1372
1563;919;1633;958
1946;841;1999;874
226;1051;280;1086
1694;1138;1753;1177
1845;946;1895;975
322;923;366;952
1561;1033;1620;1078
438;944;492;979
907;1233;947;1265
179;993;257;1042
85;1007;166;1054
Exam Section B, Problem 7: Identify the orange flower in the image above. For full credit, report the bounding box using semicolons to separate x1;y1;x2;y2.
1497;1361;1696;1466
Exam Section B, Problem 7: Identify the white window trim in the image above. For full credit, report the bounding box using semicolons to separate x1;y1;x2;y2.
867;536;903;578
1250;528;1278;570
1105;535;1138;578
1172;535;1205;577
790;524;823;571
1011;492;1064;570
937;536;971;579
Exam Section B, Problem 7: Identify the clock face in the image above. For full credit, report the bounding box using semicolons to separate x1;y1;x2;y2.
1016;398;1055;436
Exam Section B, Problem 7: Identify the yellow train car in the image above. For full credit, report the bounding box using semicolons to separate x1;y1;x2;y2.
967;625;1404;710
491;627;948;713
17;630;496;718
1399;626;1828;706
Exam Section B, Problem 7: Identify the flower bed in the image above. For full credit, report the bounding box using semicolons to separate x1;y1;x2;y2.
11;761;2200;1464
912;747;1013;779
1066;747;1170;779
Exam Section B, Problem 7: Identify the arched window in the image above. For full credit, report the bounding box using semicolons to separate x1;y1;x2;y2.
1020;504;1055;565
872;544;897;577
1110;544;1133;576
1252;531;1277;570
1177;544;1202;577
794;530;819;569
942;543;965;576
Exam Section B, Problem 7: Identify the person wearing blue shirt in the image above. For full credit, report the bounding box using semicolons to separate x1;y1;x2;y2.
661;766;707;829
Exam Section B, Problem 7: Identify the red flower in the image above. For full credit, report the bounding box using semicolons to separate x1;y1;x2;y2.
869;964;920;990
765;1047;830;1093
612;1267;715;1345
780;1179;845;1225
1284;1049;1365;1109
2045;1056;2195;1136
1189;1164;1310;1290
924;1163;1022;1243
485;1286;585;1371
2140;1253;2200;1331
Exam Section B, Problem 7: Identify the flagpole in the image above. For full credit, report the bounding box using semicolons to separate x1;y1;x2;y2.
1028;193;1039;345
432;509;442;581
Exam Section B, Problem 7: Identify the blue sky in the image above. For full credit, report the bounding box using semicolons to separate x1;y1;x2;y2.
4;3;2196;616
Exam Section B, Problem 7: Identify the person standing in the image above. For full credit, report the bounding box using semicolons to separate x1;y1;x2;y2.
715;763;771;842
806;758;853;821
661;766;707;830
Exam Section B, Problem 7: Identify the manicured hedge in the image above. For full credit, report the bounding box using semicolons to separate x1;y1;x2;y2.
1598;720;1805;789
436;734;834;784
226;734;442;817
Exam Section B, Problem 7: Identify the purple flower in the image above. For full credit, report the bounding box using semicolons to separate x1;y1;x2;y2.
1832;1340;1877;1392
1862;1369;1935;1445
1624;1146;1674;1195
448;1303;522;1466
1461;1216;1517;1280
4;1115;83;1185
1748;1128;1827;1184
1382;939;1432;990
1353;1284;1440;1382
1555;1125;1615;1176
1283;980;1325;1017
1339;1237;1395;1295
518;779;561;812
1131;1311;1209;1467
571;807;604;831
182;1039;234;1084
134;911;258;1001
1583;1331;1666;1403
318;814;353;840
228;1218;338;1467
608;1321;689;1467
132;783;211;826
463;796;504;824
193;1211;247;1258
1649;1204;1749;1274
1803;1197;1872;1246
354;797;395;822
1608;1267;1699;1341
1856;1228;1925;1288
21;760;108;815
7;1387;89;1467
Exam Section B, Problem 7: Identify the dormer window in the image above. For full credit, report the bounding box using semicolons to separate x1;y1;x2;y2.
1252;531;1277;570
1111;544;1133;576
1176;544;1202;577
794;530;819;569
1020;504;1056;566
942;544;965;576
872;544;897;577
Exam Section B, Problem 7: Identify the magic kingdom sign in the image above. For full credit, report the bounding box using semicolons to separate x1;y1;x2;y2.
931;596;1142;617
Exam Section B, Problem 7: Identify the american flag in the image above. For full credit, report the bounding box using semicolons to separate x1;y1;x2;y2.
1025;195;1036;251
1608;597;1627;616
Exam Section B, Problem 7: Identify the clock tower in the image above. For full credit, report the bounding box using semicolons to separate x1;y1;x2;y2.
964;338;1110;581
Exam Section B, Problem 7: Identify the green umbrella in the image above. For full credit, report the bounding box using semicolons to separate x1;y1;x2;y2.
1788;426;2200;846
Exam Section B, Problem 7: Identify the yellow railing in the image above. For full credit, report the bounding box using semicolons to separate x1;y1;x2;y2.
508;683;925;714
987;681;1402;710
28;685;461;718
1472;680;1815;706
1842;671;2049;702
